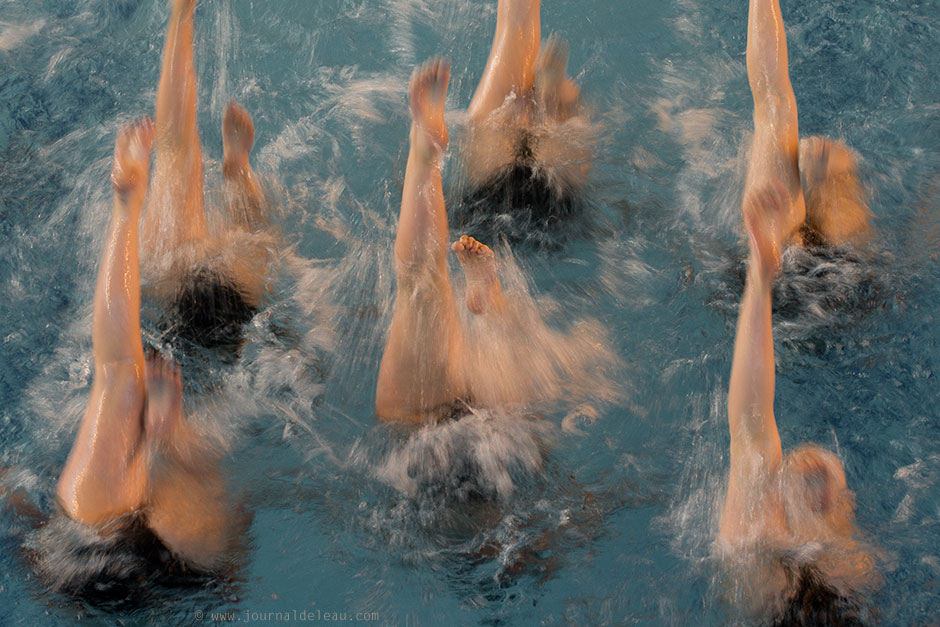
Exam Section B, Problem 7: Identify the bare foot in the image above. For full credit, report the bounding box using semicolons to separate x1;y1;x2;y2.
452;235;505;314
111;116;154;207
409;58;450;158
536;35;580;122
222;100;255;178
144;353;184;451
743;181;790;280
222;100;267;229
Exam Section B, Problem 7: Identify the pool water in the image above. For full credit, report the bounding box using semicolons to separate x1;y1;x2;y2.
2;0;940;624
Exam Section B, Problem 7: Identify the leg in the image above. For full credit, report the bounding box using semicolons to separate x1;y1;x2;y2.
376;59;467;421
720;182;788;545
744;0;806;243
535;34;581;123
223;100;266;230
57;118;155;526
798;136;874;246
464;2;588;191
142;354;230;569
467;0;541;124
452;235;505;315
141;0;207;257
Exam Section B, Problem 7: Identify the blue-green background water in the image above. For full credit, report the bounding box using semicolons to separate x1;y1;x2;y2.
2;0;940;624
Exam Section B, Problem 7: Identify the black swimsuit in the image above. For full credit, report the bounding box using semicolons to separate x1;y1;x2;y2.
28;511;212;603
453;132;579;243
159;268;255;353
774;560;867;627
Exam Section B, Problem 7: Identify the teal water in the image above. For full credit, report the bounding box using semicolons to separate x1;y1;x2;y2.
1;0;939;624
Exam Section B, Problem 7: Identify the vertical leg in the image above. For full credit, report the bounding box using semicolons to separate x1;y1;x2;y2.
467;0;541;124
376;59;466;421
222;100;266;230
57;119;155;525
143;354;230;569
743;0;806;242
141;0;207;256
720;182;788;545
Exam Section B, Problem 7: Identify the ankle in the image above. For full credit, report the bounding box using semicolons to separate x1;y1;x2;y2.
409;125;444;164
223;155;249;179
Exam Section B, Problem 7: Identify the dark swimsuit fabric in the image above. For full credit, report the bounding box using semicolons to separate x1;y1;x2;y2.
773;561;867;627
27;512;211;603
434;398;474;425
160;268;255;353
453;133;579;244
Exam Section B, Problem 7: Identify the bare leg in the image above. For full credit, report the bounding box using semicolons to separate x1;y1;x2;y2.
799;136;873;246
467;0;541;124
464;1;588;190
527;33;591;186
143;354;230;569
141;0;207;257
222;100;266;230
743;0;806;244
142;353;185;450
376;59;467;422
57;118;154;526
535;34;581;123
720;182;788;545
452;235;505;315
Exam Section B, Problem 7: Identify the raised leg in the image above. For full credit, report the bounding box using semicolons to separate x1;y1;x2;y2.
141;0;207;257
463;2;588;191
720;181;788;545
535;34;581;123
142;353;230;569
376;59;467;421
743;0;806;244
467;0;541;125
142;353;185;450
452;235;505;315
222;100;266;230
798;136;873;246
57;118;154;526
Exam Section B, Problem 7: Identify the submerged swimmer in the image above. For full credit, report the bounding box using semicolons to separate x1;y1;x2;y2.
721;182;876;624
456;0;591;238
374;61;621;510
143;0;270;352
742;0;873;250
39;119;239;595
716;3;879;622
